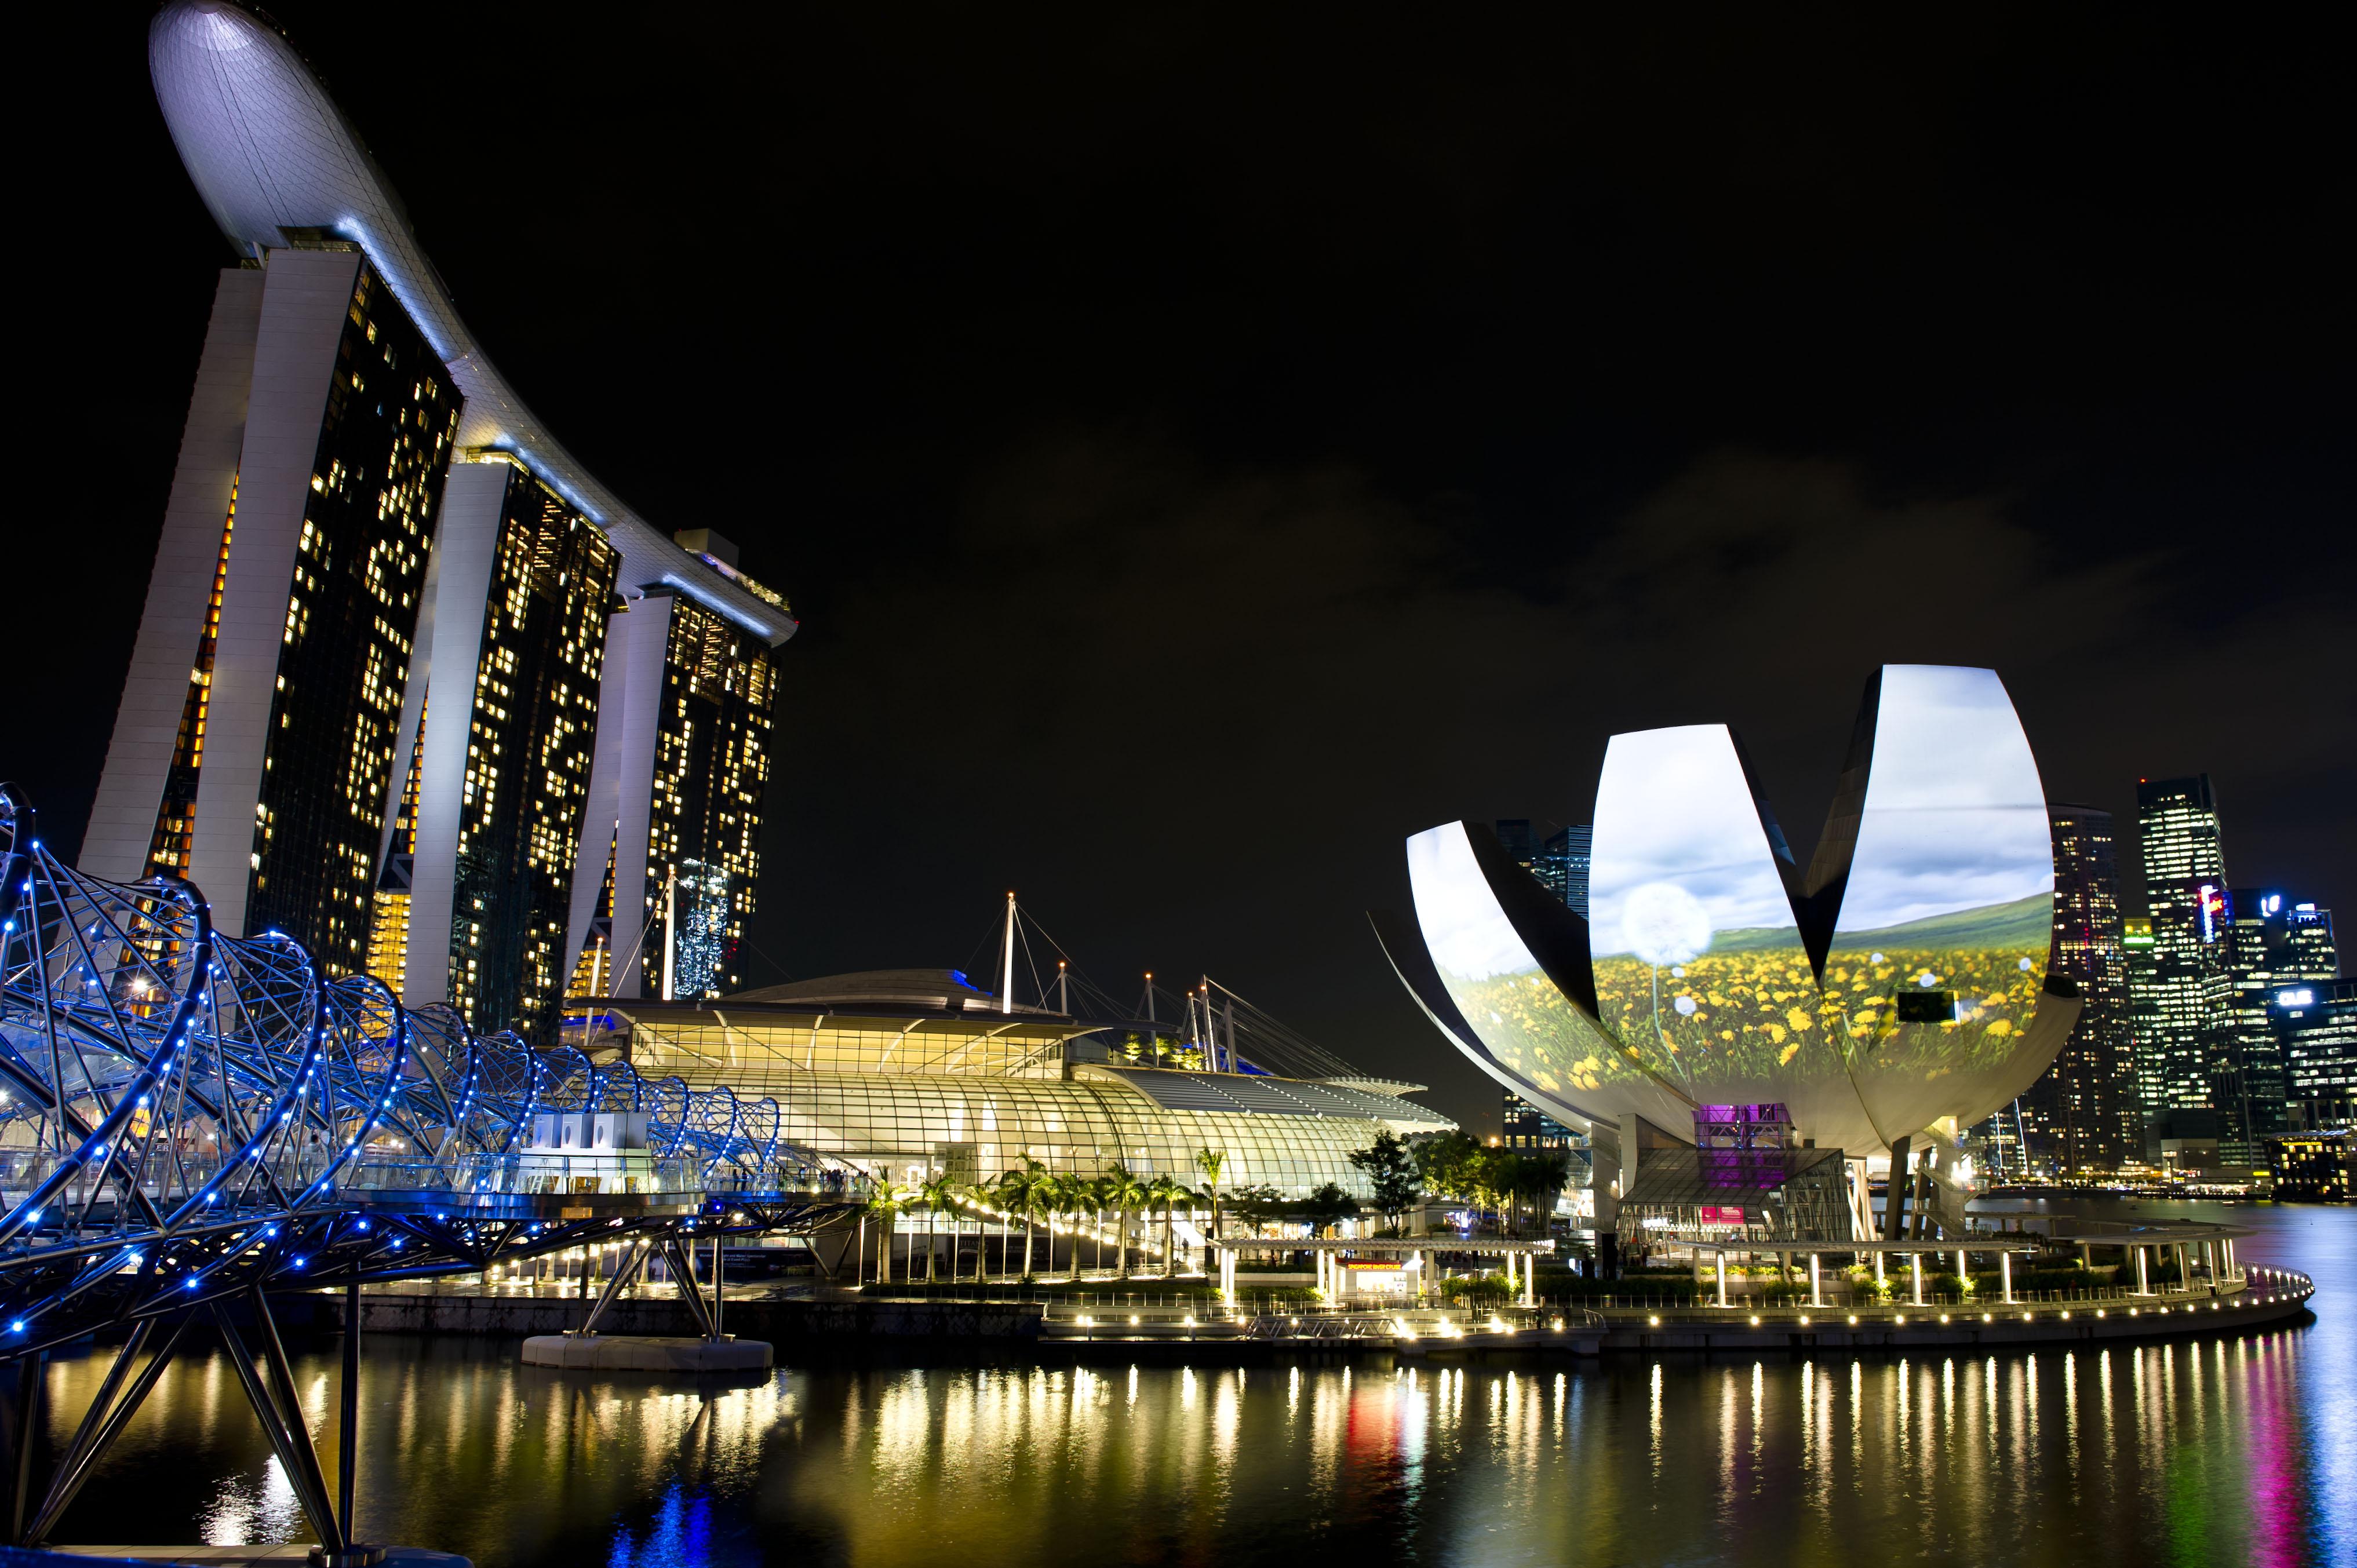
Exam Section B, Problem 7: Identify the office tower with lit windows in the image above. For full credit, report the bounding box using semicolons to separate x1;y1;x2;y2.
2217;891;2340;1147
1502;1089;1575;1151
82;248;459;981
1547;823;1593;918
1494;821;1591;916
2122;916;2164;1152
2019;804;2140;1172
2276;975;2355;1133
2136;776;2238;1139
91;3;797;1024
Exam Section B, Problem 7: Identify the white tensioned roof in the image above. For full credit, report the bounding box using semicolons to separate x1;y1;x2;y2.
149;1;794;646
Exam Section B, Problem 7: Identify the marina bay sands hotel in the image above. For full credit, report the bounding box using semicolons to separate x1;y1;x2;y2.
89;2;795;1039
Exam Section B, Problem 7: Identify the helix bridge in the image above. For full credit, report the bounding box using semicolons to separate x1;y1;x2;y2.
0;785;863;1555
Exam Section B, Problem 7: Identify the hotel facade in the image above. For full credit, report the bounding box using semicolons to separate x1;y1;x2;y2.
85;1;795;1039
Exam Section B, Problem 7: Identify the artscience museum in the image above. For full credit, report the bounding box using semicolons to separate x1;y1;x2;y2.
1376;665;2082;1264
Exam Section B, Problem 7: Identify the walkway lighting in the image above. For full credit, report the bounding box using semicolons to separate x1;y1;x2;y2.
1648;1315;1660;1326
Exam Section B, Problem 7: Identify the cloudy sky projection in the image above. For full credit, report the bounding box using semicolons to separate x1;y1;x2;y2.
1834;665;2051;938
1589;725;1799;959
1405;821;1545;983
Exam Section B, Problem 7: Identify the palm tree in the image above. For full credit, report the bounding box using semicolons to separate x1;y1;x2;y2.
1087;1175;1113;1275
862;1185;906;1285
1146;1175;1190;1274
965;1182;994;1283
1052;1172;1087;1282
918;1171;960;1283
1105;1163;1151;1277
996;1160;1050;1279
1194;1148;1226;1242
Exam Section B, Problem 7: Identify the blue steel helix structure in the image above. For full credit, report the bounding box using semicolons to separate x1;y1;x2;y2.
0;785;865;1555
0;785;864;1354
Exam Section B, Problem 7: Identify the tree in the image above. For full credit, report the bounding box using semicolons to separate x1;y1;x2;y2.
1105;1162;1151;1277
1195;1148;1226;1239
862;1186;906;1285
996;1160;1051;1279
1052;1172;1088;1281
1348;1131;1422;1230
1230;1184;1283;1232
1147;1173;1189;1272
964;1182;994;1283
918;1171;960;1283
1305;1182;1357;1236
1413;1131;1482;1211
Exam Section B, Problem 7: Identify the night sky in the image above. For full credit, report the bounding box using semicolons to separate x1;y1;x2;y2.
17;6;2351;1135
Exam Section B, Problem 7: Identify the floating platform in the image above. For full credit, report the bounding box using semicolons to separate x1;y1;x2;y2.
519;1333;773;1372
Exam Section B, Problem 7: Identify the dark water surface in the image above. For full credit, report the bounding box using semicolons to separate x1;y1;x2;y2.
36;1201;2352;1566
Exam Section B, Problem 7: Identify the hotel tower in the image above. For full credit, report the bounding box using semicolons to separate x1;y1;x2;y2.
83;2;797;1038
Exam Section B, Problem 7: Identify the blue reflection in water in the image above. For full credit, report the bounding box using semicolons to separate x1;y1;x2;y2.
610;1480;713;1568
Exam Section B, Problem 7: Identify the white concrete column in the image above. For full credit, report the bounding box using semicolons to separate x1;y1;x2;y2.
83;268;264;882
1910;1254;1922;1306
1715;1253;1726;1307
1809;1254;1821;1307
186;250;367;935
2001;1250;2013;1304
576;594;677;995
2136;1246;2149;1296
399;462;508;1009
1522;1253;1535;1308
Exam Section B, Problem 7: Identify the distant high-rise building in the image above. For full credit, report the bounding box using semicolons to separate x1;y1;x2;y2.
2276;976;2356;1133
2226;895;2342;1137
2136;776;2239;1147
1502;1090;1576;1151
1493;820;1591;917
89;3;797;1038
2019;804;2139;1172
2122;916;2165;1148
1546;823;1593;918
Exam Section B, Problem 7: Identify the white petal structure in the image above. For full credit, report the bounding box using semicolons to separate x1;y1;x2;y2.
1390;665;2079;1157
147;0;790;644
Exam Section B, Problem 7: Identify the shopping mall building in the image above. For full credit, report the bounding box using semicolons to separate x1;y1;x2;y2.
571;970;1454;1197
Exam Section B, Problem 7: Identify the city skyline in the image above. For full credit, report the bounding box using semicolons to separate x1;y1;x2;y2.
11;3;2351;1137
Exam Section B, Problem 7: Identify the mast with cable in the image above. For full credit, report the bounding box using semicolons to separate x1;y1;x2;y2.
1001;891;1016;1015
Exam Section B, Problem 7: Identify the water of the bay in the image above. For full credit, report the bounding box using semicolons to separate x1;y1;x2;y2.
34;1201;2354;1566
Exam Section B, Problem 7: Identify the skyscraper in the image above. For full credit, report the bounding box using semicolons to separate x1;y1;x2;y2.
2135;776;2239;1153
2277;976;2355;1133
2122;916;2164;1150
93;3;797;1033
2019;804;2139;1172
2218;892;2338;1151
1494;820;1591;916
1501;1089;1575;1150
1546;823;1593;918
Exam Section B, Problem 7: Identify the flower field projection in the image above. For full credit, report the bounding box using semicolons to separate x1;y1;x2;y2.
1439;968;1652;1100
1594;942;2049;1088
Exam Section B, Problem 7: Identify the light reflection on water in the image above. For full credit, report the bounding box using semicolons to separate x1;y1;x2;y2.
38;1202;2352;1567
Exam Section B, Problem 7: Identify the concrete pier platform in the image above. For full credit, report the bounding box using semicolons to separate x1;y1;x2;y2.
520;1333;773;1372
